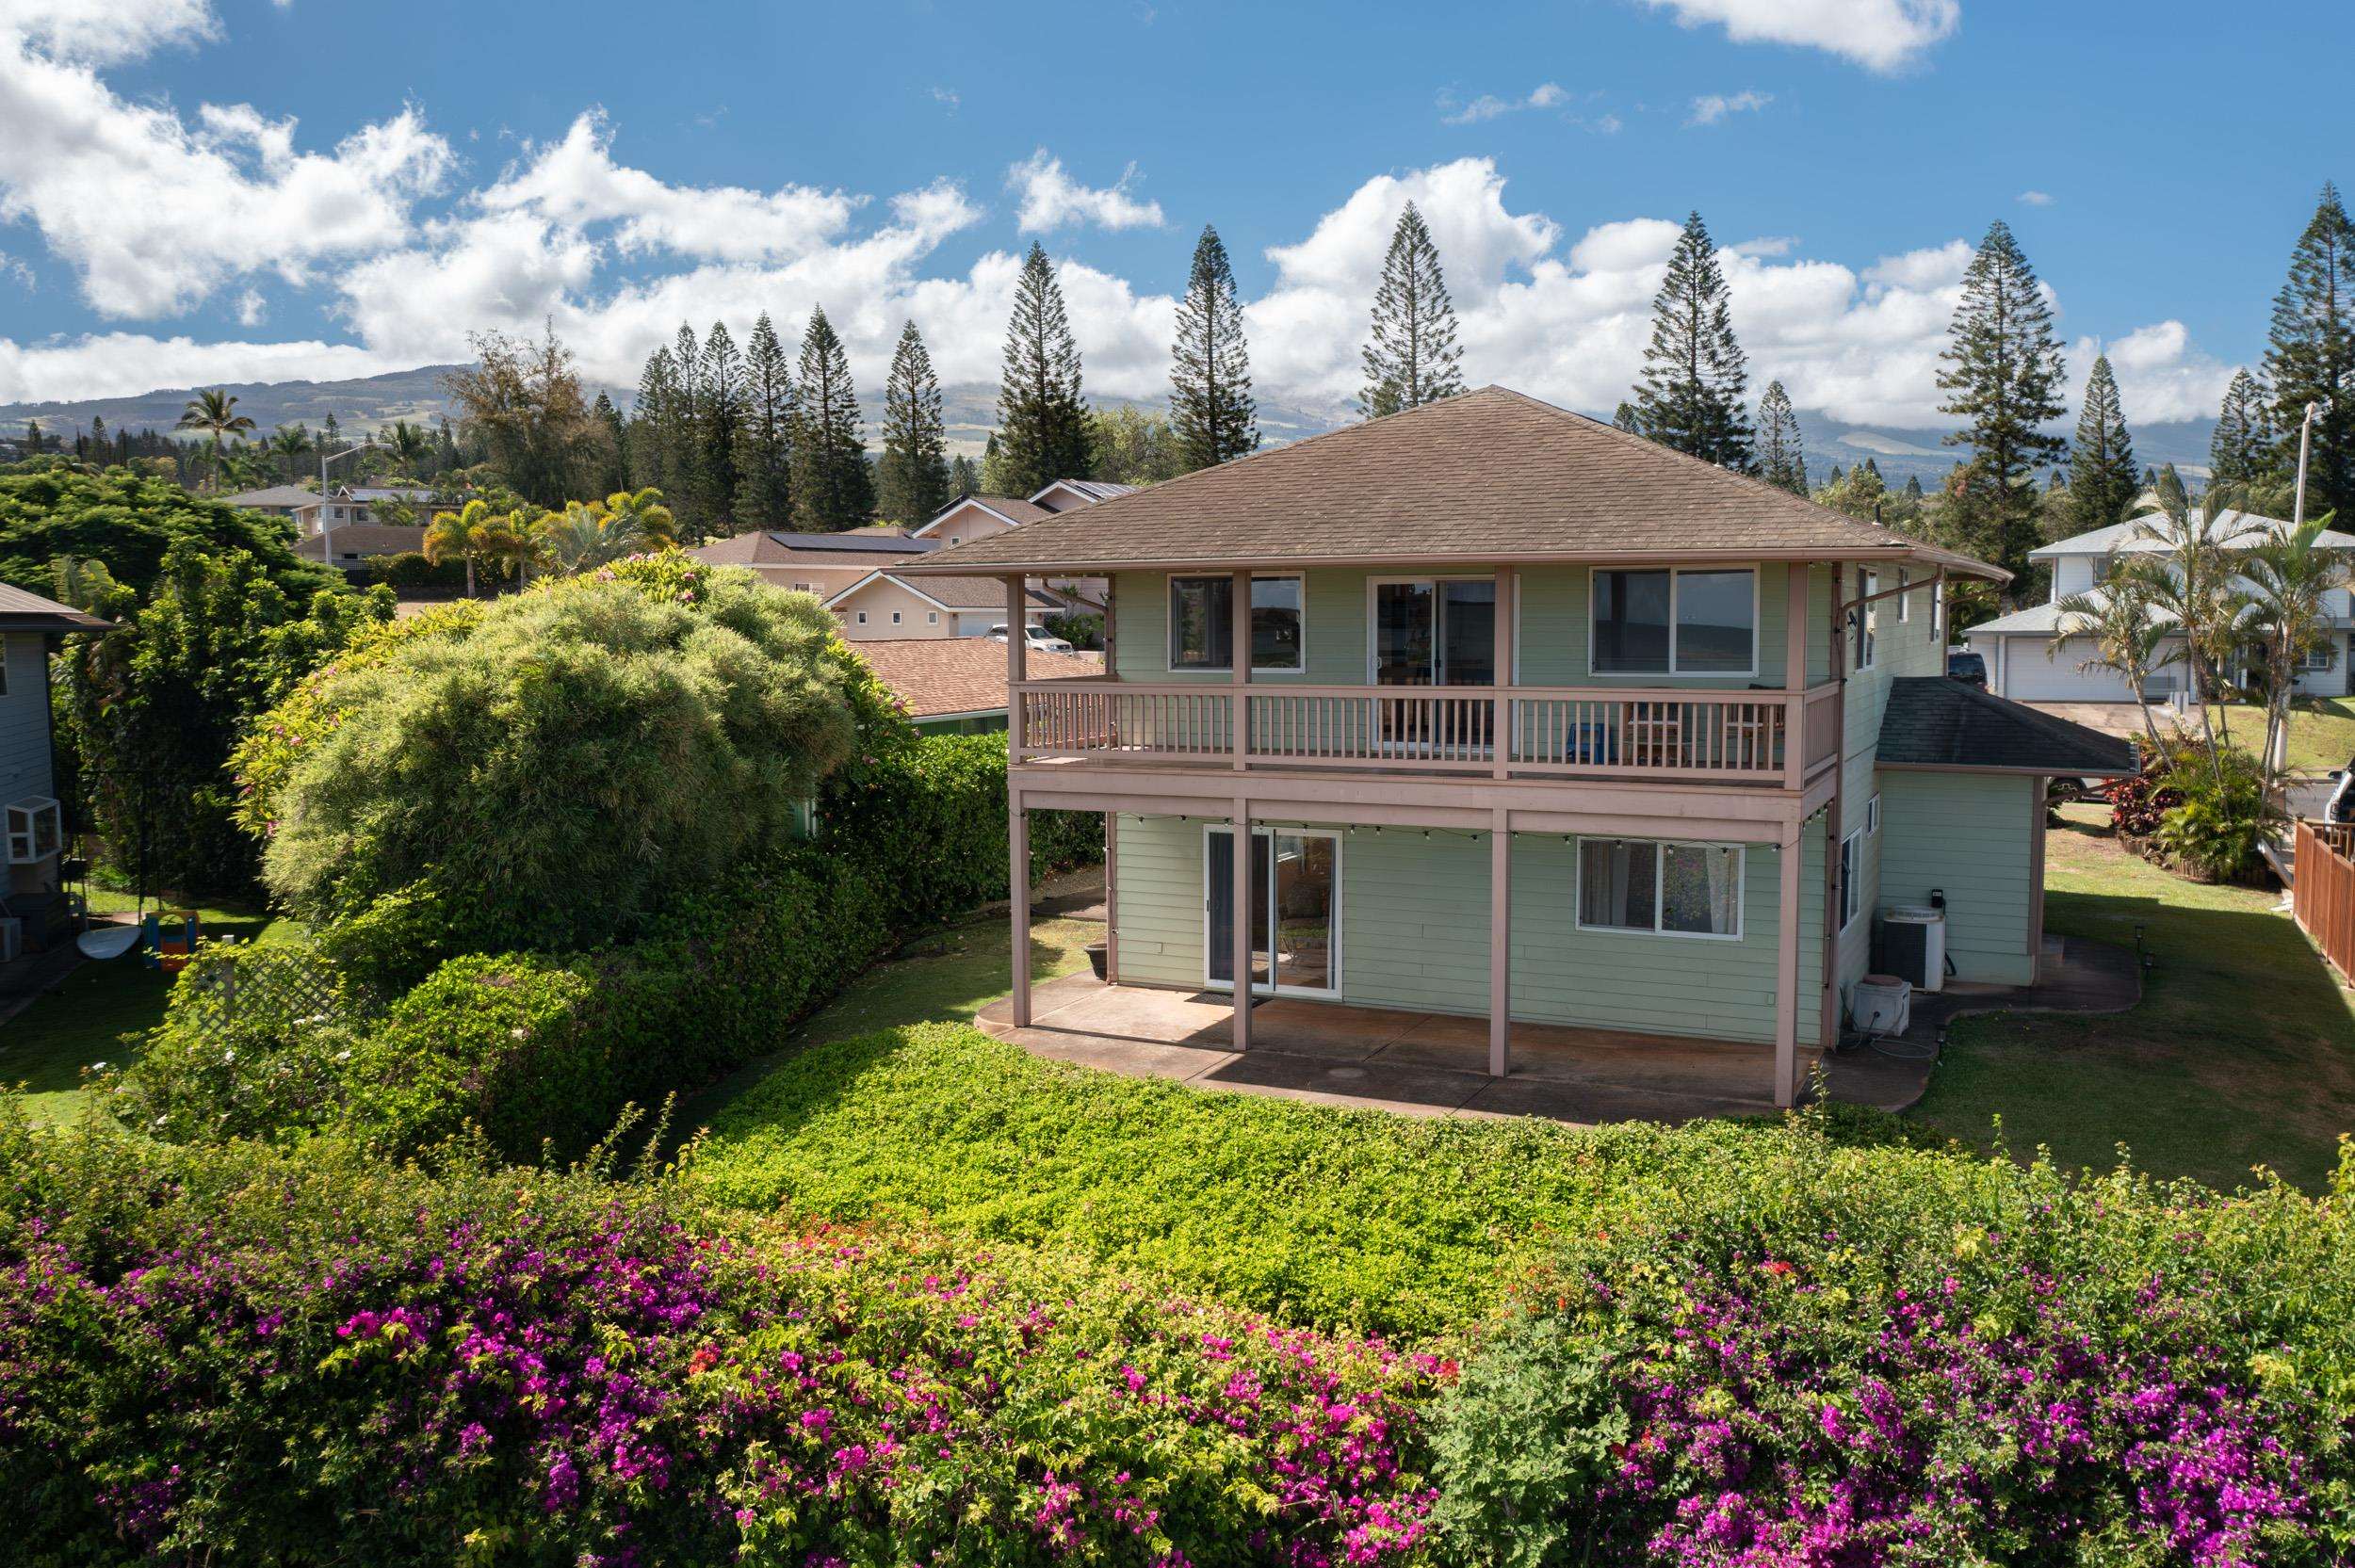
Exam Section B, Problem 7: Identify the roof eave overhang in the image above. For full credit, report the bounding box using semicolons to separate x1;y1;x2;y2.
1878;759;2135;778
901;542;2007;581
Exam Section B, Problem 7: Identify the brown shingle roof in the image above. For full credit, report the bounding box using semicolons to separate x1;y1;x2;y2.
0;580;113;632
829;572;1062;611
295;525;429;558
914;495;1055;536
689;531;933;568
903;387;2004;579
853;639;1102;719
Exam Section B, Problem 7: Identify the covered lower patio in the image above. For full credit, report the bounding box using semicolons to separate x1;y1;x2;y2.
977;970;1820;1122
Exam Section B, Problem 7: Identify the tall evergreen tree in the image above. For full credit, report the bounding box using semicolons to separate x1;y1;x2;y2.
1169;224;1258;471
1612;401;1641;433
733;312;795;528
2065;354;2137;534
995;242;1095;493
2265;184;2355;517
789;307;873;530
1754;380;1806;494
1633;211;1752;469
950;454;979;499
1359;202;1465;418
876;320;951;525
2210;368;2274;487
693;321;747;540
1936;219;2068;591
628;346;677;494
659;324;703;534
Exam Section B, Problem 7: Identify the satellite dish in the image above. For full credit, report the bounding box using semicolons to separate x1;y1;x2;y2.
77;925;140;961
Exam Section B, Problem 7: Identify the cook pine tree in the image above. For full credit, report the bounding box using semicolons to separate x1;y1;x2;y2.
2209;369;2273;488
1936;220;2068;592
790;306;874;530
1632;211;1753;470
692;321;746;540
1359;202;1465;417
1169;224;1259;471
2065;354;2137;535
2266;183;2355;519
877;319;952;526
1754;380;1807;494
996;242;1095;494
626;345;675;493
734;312;795;528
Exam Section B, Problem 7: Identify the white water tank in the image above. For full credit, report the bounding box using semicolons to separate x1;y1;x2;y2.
1851;974;1911;1036
1882;904;1947;994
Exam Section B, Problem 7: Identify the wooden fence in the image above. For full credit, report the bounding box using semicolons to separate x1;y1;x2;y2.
2293;820;2355;979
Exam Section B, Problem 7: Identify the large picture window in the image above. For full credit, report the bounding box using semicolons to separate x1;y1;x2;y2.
1591;568;1756;675
1577;837;1745;940
1168;574;1304;672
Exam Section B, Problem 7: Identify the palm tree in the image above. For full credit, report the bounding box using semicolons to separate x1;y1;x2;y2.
2050;569;2181;750
529;489;679;575
2239;509;2348;787
268;424;314;485
424;498;528;598
175;388;256;493
385;419;430;477
2131;469;2253;784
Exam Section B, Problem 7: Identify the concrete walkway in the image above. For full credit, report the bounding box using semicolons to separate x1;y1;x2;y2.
978;975;1809;1123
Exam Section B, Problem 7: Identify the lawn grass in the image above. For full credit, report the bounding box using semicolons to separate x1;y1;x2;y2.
1;895;296;1125
687;1019;1796;1341
1912;804;2355;1190
2187;698;2355;774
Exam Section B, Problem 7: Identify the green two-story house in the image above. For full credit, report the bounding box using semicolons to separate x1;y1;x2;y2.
904;388;2129;1107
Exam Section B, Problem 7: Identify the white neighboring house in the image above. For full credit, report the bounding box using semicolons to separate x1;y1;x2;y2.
823;571;1064;642
1963;509;2355;703
909;479;1138;611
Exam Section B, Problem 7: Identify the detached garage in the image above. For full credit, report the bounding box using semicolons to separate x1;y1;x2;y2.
1964;604;2189;703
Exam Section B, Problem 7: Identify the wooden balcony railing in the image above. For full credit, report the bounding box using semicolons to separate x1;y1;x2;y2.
1015;680;1843;786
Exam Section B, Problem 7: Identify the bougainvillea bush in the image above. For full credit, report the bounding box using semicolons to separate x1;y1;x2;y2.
1430;1124;2355;1567
0;1106;1442;1567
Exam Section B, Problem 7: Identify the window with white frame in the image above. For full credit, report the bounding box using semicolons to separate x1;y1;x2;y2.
2301;639;2336;671
1167;574;1304;672
1854;570;1879;671
6;798;60;865
1590;567;1757;675
1895;570;1909;622
928;610;940;624
1577;837;1745;940
1932;577;1944;637
1866;792;1882;835
1839;829;1864;929
855;610;869;624
891;610;902;625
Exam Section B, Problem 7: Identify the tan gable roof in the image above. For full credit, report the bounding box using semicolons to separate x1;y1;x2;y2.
296;525;429;558
903;386;2003;579
828;572;1063;612
913;495;1055;537
853;639;1103;719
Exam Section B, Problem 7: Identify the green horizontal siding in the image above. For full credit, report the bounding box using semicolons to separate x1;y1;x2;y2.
1111;814;1825;1045
1876;770;2038;985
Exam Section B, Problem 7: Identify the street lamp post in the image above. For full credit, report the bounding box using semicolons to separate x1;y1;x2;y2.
317;440;380;572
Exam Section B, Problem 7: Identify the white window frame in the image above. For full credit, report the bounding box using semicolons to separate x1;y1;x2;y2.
2300;638;2335;672
1854;570;1880;671
927;610;940;624
1896;570;1909;622
1585;567;1760;679
1199;823;1344;999
1932;577;1944;638
890;609;902;625
1573;836;1747;943
1363;574;1503;686
1866;792;1882;836
1839;829;1864;931
6;797;61;865
855;610;869;625
1166;573;1307;675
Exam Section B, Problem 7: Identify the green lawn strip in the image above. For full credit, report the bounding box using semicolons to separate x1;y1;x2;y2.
2188;698;2355;775
688;1019;1814;1342
1912;809;2355;1189
673;911;1097;1133
2;897;295;1125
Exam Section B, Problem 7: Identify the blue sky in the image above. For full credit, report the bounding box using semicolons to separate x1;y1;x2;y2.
1;0;2348;429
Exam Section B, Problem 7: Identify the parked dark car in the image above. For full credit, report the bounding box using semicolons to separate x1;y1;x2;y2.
1946;648;1988;688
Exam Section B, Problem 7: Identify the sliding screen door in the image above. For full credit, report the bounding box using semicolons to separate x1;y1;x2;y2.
1206;827;1339;996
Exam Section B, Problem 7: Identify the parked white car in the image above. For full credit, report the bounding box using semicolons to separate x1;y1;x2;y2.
989;623;1075;654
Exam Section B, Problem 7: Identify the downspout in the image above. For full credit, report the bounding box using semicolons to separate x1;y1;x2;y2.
1821;563;1848;1059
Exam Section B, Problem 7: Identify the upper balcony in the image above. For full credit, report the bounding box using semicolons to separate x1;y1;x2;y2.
1014;677;1843;789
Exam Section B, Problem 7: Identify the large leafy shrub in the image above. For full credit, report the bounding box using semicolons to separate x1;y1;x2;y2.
0;1111;1441;1566
0;459;342;601
2156;742;2282;881
1429;1123;2355;1565
51;542;391;892
243;556;858;949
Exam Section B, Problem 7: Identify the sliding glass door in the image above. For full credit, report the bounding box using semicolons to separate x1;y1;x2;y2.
1369;577;1497;687
1205;827;1340;997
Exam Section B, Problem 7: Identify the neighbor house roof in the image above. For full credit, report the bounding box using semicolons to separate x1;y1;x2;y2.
294;525;429;558
1030;479;1138;506
2030;510;2355;558
824;571;1062;613
902;387;2004;578
0;581;113;633
853;638;1102;720
689;530;938;569
219;484;321;510
1876;678;2136;776
910;495;1056;538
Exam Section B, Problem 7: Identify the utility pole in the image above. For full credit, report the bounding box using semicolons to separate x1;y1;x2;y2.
317;439;379;572
2294;401;2320;528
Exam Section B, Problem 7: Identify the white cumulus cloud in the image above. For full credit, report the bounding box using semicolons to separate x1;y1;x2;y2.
1637;0;1960;73
1007;150;1163;234
1688;89;1773;125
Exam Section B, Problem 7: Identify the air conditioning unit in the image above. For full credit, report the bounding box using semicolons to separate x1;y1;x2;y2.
1878;905;1947;993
